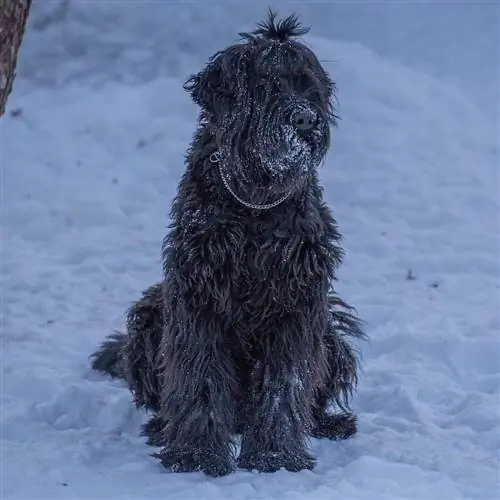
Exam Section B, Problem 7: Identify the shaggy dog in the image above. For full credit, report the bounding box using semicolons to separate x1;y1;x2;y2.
91;11;365;477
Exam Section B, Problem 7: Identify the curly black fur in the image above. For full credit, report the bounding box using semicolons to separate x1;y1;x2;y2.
91;10;365;477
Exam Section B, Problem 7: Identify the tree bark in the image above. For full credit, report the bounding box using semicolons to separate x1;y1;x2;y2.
0;0;32;118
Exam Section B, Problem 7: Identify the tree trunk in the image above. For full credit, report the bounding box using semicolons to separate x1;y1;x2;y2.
0;0;32;118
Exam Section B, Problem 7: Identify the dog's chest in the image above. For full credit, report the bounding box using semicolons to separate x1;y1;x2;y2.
239;230;296;277
226;218;330;308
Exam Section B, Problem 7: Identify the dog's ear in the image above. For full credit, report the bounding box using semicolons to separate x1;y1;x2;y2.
183;56;234;113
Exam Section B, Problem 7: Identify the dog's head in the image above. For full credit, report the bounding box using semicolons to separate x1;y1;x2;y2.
184;11;337;207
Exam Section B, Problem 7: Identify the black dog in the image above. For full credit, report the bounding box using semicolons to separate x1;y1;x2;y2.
91;11;365;477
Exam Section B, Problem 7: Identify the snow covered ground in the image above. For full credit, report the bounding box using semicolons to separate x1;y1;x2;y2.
2;1;499;499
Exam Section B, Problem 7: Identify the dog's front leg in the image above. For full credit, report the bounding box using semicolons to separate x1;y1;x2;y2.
238;315;321;473
153;302;237;477
238;358;315;472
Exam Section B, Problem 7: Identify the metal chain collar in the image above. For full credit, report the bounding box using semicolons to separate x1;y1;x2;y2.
209;152;293;211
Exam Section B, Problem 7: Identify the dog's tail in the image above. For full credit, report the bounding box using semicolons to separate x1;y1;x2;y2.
90;332;127;380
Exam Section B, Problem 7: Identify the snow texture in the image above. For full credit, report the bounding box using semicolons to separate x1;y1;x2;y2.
2;1;499;499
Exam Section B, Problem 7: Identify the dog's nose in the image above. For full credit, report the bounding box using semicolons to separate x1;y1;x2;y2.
293;111;316;132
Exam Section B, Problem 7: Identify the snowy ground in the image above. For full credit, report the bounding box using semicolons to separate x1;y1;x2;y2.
2;1;499;499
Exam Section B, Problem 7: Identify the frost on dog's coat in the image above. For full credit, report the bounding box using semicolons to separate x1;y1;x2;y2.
91;11;365;477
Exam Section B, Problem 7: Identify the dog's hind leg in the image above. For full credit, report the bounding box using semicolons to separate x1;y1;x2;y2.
311;293;365;441
121;283;164;413
90;283;164;414
311;395;358;440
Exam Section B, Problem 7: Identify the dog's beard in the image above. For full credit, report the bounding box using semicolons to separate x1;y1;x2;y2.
216;97;329;206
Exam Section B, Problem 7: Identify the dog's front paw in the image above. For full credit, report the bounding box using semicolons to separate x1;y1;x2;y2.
153;446;234;477
238;449;315;473
311;412;357;440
